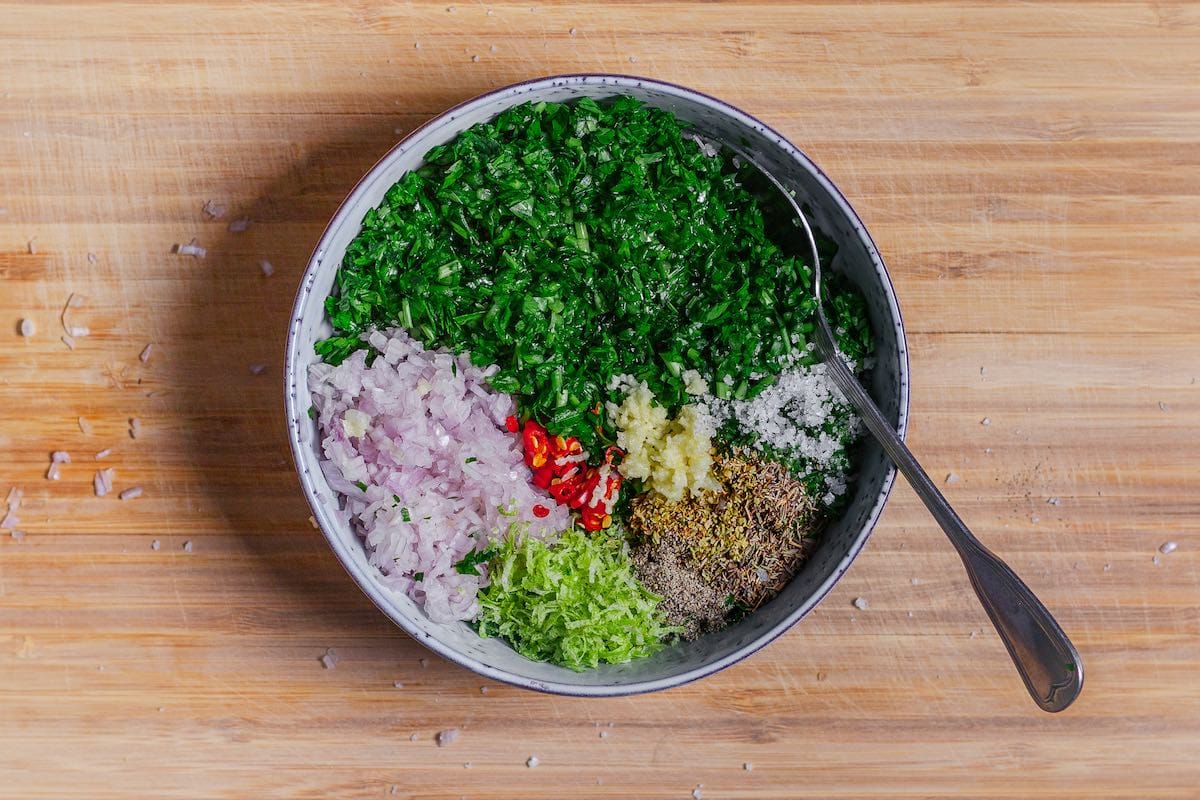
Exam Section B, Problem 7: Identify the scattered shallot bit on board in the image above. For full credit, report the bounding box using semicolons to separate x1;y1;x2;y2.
201;199;226;220
259;260;274;277
319;648;339;670
119;486;143;501
249;363;266;376
93;468;115;497
78;416;93;434
227;217;251;233
139;343;153;363
172;238;206;259
19;318;34;337
95;449;111;460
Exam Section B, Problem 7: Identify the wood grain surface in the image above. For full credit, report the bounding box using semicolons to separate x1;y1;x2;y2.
2;2;1198;798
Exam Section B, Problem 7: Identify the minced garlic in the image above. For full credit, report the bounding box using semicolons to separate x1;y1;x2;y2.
607;378;719;502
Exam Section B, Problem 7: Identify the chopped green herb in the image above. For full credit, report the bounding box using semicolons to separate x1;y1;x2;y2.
393;494;401;504
317;97;870;453
353;481;368;491
400;507;411;522
464;456;477;464
477;526;676;670
307;406;317;420
412;572;424;582
454;546;497;575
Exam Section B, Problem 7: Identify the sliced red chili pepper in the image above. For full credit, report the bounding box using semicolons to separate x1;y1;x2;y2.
531;463;555;490
505;415;520;433
580;506;612;532
548;471;587;504
567;469;602;509
522;421;551;469
532;504;550;519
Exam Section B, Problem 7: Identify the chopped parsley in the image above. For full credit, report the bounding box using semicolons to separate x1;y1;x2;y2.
454;546;497;575
353;481;368;491
318;96;871;452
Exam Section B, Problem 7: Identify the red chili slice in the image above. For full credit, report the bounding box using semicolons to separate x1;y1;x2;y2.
505;415;520;433
522;421;551;469
532;504;550;518
531;463;555;490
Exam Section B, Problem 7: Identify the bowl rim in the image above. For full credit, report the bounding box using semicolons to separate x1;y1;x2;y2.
285;73;910;696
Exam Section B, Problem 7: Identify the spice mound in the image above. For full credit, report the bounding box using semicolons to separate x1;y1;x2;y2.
627;451;819;637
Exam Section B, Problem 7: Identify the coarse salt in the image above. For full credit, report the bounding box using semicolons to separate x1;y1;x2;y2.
19;318;35;337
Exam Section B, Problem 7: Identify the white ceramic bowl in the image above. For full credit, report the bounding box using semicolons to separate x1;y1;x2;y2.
286;74;909;695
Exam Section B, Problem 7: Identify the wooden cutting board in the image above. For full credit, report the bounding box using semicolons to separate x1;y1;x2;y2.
2;3;1198;798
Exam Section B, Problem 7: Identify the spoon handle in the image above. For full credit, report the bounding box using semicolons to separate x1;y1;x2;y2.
816;320;1084;712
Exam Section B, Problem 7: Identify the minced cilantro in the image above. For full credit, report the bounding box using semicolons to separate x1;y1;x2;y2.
318;96;872;453
477;527;676;670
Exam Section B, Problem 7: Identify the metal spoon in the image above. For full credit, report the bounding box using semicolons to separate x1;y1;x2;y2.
729;143;1084;713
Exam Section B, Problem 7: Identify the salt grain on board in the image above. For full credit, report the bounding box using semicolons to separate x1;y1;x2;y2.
227;217;251;233
249;363;266;376
320;648;339;669
139;343;153;363
981;417;992;426
526;756;539;768
945;472;960;485
151;539;160;550
172;238;206;259
19;318;34;337
183;540;193;552
853;597;869;610
692;787;703;799
259;260;274;277
744;762;753;771
1159;541;1178;555
436;729;460;747
119;486;143;501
